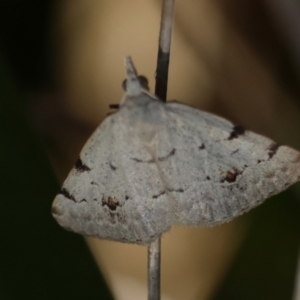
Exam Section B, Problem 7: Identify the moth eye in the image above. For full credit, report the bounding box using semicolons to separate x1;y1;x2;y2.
122;75;149;91
138;76;149;90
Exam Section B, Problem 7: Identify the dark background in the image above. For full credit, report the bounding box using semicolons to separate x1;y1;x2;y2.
0;1;112;299
0;1;300;299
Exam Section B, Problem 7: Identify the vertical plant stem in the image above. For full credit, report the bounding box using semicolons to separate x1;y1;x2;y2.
293;248;300;300
148;1;175;300
155;0;175;102
148;238;161;300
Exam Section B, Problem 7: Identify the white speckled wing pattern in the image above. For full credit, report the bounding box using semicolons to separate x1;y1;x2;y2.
52;92;300;245
52;102;173;244
154;102;300;226
52;58;300;245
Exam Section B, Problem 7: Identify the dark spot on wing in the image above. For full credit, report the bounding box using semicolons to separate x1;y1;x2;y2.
167;188;184;193
199;144;205;150
131;148;176;163
60;188;76;202
75;158;91;172
102;197;120;211
79;198;87;203
91;181;98;186
240;186;246;192
109;163;117;171
206;176;211;180
125;195;129;200
158;148;176;162
267;143;280;159
257;160;262;164
152;191;166;199
221;169;242;183
228;125;245;140
131;157;155;163
231;149;239;155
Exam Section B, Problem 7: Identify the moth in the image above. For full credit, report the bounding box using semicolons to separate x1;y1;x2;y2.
52;57;300;245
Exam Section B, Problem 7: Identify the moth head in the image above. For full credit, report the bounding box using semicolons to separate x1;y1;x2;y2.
122;75;149;93
123;56;149;96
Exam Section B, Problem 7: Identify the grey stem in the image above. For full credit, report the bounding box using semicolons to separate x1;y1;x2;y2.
155;0;175;101
147;1;175;300
148;238;161;300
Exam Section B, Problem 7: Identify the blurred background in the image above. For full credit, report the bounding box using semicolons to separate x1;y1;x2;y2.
1;0;300;299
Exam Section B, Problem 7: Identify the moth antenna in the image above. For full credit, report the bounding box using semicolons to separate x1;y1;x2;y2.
124;56;143;96
125;56;138;79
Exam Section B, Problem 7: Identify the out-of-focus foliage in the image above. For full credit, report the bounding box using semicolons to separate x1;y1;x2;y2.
0;1;112;299
1;0;300;299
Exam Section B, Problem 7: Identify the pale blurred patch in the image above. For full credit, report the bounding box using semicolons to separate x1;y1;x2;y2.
52;0;222;125
87;219;247;300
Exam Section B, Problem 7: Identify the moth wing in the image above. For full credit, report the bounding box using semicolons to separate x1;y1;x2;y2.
52;111;172;245
155;101;300;226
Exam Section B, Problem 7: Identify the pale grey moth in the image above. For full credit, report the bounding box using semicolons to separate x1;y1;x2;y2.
52;56;300;245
